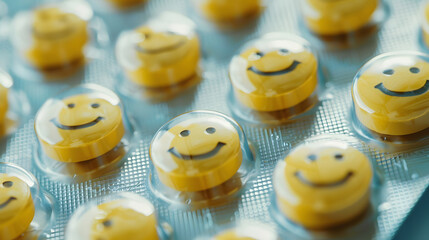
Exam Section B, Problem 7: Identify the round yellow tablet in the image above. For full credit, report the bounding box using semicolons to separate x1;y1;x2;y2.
229;34;318;112
214;224;278;240
35;86;125;162
66;197;159;240
150;112;242;192
0;174;35;240
303;0;378;35
422;2;429;50
352;52;429;136
116;15;200;88
273;141;372;229
197;0;262;23
24;6;88;69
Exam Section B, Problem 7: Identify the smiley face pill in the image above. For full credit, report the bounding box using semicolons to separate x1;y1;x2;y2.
302;0;378;36
66;196;159;240
273;141;372;229
12;2;89;70
116;14;200;88
0;174;35;240
150;111;243;192
35;85;125;163
352;52;429;136
229;33;318;112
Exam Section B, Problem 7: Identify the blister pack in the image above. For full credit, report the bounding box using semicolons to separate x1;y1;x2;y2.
1;0;429;239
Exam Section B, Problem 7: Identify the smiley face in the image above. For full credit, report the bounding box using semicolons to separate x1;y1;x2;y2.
25;7;88;69
303;0;378;35
353;52;429;136
273;141;372;229
90;199;158;240
150;112;242;192
229;35;318;112
117;22;200;88
66;197;158;240
0;174;35;240
198;0;262;23
35;90;125;163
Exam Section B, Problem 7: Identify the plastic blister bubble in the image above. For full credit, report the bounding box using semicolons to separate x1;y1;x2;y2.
270;135;386;240
351;51;429;148
65;192;171;240
228;32;323;124
0;162;55;240
149;110;258;208
33;84;138;183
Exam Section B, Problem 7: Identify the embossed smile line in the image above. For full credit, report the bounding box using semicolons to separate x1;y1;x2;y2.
0;197;17;209
135;39;186;54
51;116;104;130
247;60;301;76
168;142;226;160
375;80;429;97
295;171;354;188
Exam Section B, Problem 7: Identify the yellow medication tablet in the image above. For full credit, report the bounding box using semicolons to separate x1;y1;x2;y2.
0;174;35;240
229;33;318;112
273;141;372;229
197;0;262;23
66;197;159;240
302;0;378;36
24;7;88;70
35;86;125;162
352;52;429;136
116;14;200;88
423;2;429;48
150;112;242;192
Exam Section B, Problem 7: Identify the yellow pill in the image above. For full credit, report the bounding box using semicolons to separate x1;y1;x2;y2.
117;23;200;88
273;141;372;229
150;112;242;192
67;198;159;240
303;0;378;36
214;224;278;240
0;174;35;240
35;90;125;162
198;0;262;23
352;52;429;136
229;34;318;112
26;7;88;70
422;3;429;50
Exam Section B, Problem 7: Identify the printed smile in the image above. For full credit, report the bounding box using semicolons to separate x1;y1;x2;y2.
295;171;353;188
168;142;226;160
248;60;301;76
375;80;429;97
136;40;186;54
51;116;104;130
0;197;17;209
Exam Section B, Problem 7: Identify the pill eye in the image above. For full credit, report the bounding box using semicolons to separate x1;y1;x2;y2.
2;181;13;188
143;33;150;39
410;67;420;74
91;103;100;108
334;153;344;160
102;220;112;228
67;103;75;108
278;49;289;55
180;130;190;137
249;52;264;60
307;154;317;162
383;69;394;76
205;127;216;134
